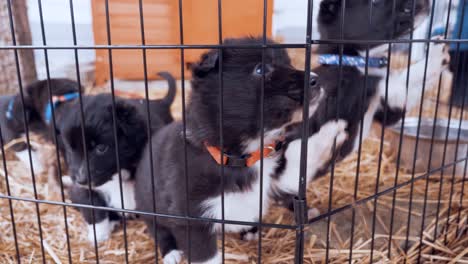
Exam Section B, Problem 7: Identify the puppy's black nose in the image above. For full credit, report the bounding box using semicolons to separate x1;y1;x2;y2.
309;73;319;88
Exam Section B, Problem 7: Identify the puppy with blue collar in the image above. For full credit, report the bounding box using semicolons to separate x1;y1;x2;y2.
273;0;450;215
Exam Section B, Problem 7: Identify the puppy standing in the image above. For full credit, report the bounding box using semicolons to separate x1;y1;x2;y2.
134;37;324;264
273;0;449;211
59;72;176;242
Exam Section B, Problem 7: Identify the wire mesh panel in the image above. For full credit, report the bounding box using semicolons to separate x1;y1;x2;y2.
0;0;467;263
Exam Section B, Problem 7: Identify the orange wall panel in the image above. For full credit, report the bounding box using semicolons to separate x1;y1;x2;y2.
92;0;273;85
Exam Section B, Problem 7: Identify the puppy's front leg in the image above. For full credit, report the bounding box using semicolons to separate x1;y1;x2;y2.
274;120;348;215
69;185;119;243
376;40;450;125
169;225;221;264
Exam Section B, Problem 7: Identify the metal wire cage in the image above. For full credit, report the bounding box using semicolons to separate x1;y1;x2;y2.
0;0;467;263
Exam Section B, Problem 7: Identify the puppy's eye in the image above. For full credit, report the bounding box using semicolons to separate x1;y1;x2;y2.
254;63;272;76
95;144;108;155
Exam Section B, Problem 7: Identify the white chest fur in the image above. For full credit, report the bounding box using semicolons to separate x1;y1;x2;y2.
201;155;278;233
94;170;136;212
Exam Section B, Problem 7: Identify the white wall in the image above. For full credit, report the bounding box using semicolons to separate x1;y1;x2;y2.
27;0;94;79
272;0;321;43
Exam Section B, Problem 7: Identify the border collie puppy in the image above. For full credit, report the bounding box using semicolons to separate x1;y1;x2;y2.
134;37;324;264
59;72;176;242
0;79;81;173
272;0;449;211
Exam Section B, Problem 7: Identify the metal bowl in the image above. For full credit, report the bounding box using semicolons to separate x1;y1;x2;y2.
387;117;468;176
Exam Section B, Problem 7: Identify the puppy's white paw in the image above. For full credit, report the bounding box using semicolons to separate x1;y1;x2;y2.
335;125;349;146
307;207;321;219
243;231;259;241
87;218;119;243
319;120;347;135
163;250;183;264
426;38;450;76
318;120;348;146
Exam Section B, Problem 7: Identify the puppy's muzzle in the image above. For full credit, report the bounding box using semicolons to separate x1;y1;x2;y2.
75;166;89;185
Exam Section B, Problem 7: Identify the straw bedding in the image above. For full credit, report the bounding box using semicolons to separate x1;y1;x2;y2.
1;67;467;263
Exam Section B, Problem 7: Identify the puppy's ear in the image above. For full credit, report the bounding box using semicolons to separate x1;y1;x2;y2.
190;50;219;78
319;0;341;23
112;101;143;137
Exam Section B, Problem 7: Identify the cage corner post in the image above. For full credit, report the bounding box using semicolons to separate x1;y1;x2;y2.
0;0;36;94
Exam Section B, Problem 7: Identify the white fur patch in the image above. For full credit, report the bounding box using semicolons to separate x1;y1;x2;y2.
163;250;183;264
308;208;321;219
378;40;448;113
15;149;44;175
201;155;277;233
94;170;136;214
352;93;380;152
87;218;118;243
275;120;348;195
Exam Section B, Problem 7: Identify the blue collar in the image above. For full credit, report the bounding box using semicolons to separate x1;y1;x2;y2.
318;54;388;68
44;92;79;124
5;98;15;120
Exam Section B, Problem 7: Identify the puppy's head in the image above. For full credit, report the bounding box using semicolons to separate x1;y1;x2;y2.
187;37;323;152
60;95;147;187
318;0;429;48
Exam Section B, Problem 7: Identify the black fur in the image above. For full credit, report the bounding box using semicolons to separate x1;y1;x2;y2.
59;72;176;238
0;79;81;153
59;95;148;186
135;37;322;262
273;0;430;210
316;0;427;158
0;95;28;148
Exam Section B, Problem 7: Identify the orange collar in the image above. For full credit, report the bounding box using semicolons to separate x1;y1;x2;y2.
204;140;283;167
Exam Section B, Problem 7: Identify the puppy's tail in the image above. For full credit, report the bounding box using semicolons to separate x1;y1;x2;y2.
158;71;177;106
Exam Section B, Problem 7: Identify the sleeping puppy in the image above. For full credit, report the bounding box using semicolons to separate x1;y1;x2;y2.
134;37;325;264
59;72;176;243
272;0;449;211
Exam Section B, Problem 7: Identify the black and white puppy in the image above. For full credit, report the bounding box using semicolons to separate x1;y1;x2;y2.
134;37;324;264
272;0;449;211
59;72;176;242
0;94;40;171
0;79;81;173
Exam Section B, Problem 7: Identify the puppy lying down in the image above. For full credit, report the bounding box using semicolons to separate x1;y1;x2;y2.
133;37;344;264
57;72;176;242
0;94;35;165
